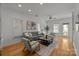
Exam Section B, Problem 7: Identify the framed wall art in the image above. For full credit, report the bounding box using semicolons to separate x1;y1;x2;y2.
26;20;37;30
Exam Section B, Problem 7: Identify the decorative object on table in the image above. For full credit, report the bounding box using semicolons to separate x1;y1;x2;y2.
44;25;49;39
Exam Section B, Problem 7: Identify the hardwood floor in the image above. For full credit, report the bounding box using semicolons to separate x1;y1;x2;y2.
50;36;76;56
2;41;25;56
1;41;36;56
0;50;1;56
1;36;76;56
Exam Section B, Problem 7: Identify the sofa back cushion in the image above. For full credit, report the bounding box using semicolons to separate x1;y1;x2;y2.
30;32;38;36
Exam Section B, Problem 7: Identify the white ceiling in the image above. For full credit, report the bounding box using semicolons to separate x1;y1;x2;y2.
2;3;76;17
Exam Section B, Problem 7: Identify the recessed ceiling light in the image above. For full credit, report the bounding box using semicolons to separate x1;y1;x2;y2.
28;9;32;12
40;3;44;5
18;4;22;7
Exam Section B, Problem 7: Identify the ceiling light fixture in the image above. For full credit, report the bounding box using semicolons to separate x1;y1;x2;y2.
40;2;44;5
18;4;22;7
28;9;32;12
49;16;52;19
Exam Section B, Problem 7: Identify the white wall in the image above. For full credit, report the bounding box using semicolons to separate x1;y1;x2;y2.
73;4;79;55
47;14;73;40
0;4;1;49
1;5;47;47
1;6;28;47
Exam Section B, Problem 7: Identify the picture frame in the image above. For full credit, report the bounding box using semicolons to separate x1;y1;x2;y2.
26;20;37;30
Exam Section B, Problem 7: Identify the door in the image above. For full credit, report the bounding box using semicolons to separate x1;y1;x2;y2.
63;23;69;36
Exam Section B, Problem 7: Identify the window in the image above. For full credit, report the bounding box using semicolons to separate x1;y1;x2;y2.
37;23;41;33
63;23;69;36
75;22;79;32
53;24;59;33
